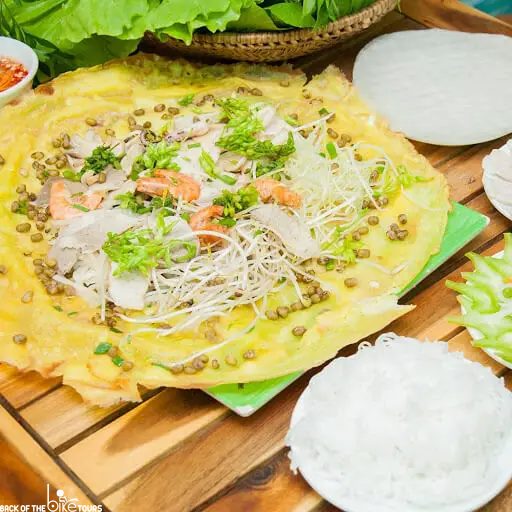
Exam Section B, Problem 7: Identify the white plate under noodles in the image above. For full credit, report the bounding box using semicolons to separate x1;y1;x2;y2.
287;333;512;512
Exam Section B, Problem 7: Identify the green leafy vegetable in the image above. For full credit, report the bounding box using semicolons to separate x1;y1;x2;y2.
142;141;180;171
447;233;512;363
72;204;90;212
94;342;112;355
111;355;125;367
62;169;82;182
213;186;259;218
103;213;196;276
322;231;362;264
199;150;237;186
2;0;377;79
116;191;174;214
326;142;337;159
83;145;120;175
372;164;431;198
178;93;194;106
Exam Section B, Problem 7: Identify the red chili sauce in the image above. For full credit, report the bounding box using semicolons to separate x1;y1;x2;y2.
0;56;28;92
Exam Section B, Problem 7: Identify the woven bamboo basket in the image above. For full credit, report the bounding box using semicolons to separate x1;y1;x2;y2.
143;0;397;62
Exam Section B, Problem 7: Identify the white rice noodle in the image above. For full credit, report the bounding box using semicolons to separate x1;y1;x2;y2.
287;333;512;509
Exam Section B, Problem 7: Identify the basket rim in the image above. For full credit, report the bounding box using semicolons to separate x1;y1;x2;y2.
172;0;396;44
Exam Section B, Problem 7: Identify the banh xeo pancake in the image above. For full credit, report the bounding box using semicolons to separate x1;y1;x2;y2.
0;55;449;406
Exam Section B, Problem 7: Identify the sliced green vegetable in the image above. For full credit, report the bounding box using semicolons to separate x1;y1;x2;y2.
72;204;90;212
82;145;120;175
213;186;259;218
111;355;124;367
94;342;112;355
199;150;237;185
178;93;194;106
141;140;180;171
447;233;512;363
103;214;196;276
326;142;337;159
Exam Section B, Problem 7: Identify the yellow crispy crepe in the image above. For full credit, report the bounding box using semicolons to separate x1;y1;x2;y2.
0;56;449;405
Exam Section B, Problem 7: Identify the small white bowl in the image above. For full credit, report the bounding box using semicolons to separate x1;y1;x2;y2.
0;36;38;108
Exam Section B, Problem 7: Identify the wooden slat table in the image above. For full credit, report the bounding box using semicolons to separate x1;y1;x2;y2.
1;2;511;510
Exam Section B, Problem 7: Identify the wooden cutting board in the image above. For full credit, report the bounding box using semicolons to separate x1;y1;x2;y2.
1;2;511;510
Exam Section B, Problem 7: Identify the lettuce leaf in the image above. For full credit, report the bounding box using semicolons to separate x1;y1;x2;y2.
1;0;377;77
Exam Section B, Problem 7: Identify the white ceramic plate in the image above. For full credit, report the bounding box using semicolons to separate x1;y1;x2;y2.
482;140;512;223
290;368;512;512
0;36;38;108
461;250;512;370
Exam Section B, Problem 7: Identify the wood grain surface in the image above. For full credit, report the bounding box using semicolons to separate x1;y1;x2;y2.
0;2;511;511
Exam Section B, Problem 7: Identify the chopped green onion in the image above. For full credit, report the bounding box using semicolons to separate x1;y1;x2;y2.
285;115;299;127
110;327;123;334
53;305;63;312
326;142;337;159
62;169;81;182
67;311;78;317
94;342;112;355
318;107;329;116
111;355;125;367
199;151;237;185
178;93;194;106
219;217;236;227
72;204;90;212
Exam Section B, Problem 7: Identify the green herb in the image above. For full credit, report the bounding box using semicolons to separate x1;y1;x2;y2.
141;141;180;171
130;156;146;181
111;355;125;367
213;186;259;218
53;305;63;312
72;204;90;212
325;260;336;271
218;127;295;162
62;169;82;182
110;327;123;334
178;93;195;106
116;192;150;214
373;164;431;198
318;107;329;116
218;217;237;227
94;342;112;355
67;311;78;317
188;142;201;149
326;142;337;159
322;231;363;264
116;191;173;215
199;150;237;185
83;146;120;175
103;216;196;276
284;115;299;127
16;199;28;215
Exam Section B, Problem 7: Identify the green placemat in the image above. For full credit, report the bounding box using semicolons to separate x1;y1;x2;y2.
207;202;489;416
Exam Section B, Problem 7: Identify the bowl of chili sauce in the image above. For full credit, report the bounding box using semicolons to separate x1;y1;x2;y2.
0;37;38;108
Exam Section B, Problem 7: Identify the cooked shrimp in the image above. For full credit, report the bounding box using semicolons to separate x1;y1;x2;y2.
189;205;228;246
49;181;103;220
254;178;302;208
136;170;200;202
